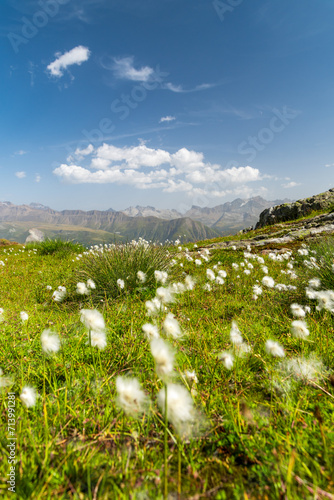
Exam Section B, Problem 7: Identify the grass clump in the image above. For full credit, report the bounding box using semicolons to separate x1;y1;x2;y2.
26;238;85;256
74;240;174;301
306;237;334;290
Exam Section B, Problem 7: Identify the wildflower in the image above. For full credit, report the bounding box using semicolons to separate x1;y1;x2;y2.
52;286;66;302
195;259;202;266
137;271;146;283
244;269;251;275
184;275;195;291
172;282;186;294
308;278;321;289
203;283;211;291
230;321;243;345
142;323;160;340
291;320;310;339
154;270;168;284
87;279;96;289
280;355;326;383
218;270;227;278
116;376;148;417
235;343;252;356
184;370;198;384
20;386;37;408
261;266;269;274
41;329;60;354
157;383;195;437
265;340;285;357
216;276;225;284
290;303;306;318
163;313;183;339
80;309;105;332
156;286;175;304
46;285;52;291
232;263;239;270
0;308;4;322
76;282;89;295
150;338;174;379
252;285;263;298
218;351;234;369
89;330;107;349
20;311;29;322
0;368;12;388
145;297;164;316
206;269;215;281
117;278;125;289
262;276;275;288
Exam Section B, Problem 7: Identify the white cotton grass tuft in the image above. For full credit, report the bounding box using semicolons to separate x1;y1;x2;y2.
20;311;29;322
279;355;326;383
184;275;196;291
142;323;160;340
89;330;107;349
203;283;211;291
291;320;310;340
290;303;306;318
137;271;147;283
162;312;183;339
184;370;198;384
218;270;227;278
76;282;90;295
265;340;285;358
154;270;168;284
0;308;4;322
194;259;202;266
157;383;197;437
20;386;37;408
218;351;234;370
252;284;263;300
41;329;60;354
117;278;125;289
87;279;96;289
52;286;66;302
116;376;148;418
156;286;175;304
145;297;164;316
0;368;13;388
262;276;275;288
80;309;105;332
230;321;243;345
308;278;321;289
150;338;174;379
206;269;215;281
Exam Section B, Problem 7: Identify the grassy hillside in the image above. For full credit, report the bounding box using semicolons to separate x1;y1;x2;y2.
0;236;333;499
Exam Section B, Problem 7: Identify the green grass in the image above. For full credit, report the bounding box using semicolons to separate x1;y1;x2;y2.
25;238;86;257
0;239;333;499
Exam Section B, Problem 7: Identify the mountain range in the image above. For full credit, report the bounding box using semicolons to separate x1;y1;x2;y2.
0;196;290;244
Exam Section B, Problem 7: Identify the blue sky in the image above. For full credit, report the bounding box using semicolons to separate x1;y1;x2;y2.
1;0;334;212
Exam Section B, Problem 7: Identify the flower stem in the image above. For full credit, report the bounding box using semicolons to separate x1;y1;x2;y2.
164;383;168;500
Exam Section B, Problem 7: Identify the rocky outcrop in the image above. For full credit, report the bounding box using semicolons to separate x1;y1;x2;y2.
255;189;334;229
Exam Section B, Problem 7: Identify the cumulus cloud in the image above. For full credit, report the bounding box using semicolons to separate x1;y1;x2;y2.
53;142;263;198
15;171;26;179
112;56;155;82
159;116;176;123
35;174;41;183
163;82;216;93
47;46;91;77
282;181;300;188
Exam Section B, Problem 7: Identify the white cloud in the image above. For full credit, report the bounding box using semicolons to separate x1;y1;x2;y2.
325;163;334;167
35;174;41;183
163;82;216;93
159;116;176;123
47;46;91;77
112;57;155;82
15;171;26;179
14;150;27;156
282;181;300;188
75;144;94;157
53;142;263;198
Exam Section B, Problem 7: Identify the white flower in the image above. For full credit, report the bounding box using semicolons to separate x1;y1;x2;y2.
145;297;163;316
184;370;198;383
172;282;186;294
157;383;195;437
156;286;175;304
308;278;321;289
184;275;195;291
52;286;66;302
154;270;168;284
46;285;52;291
0;308;4;322
235;343;252;357
87;279;96;289
291;320;310;339
261;266;269;274
215;276;225;284
142;323;160;340
163;313;183;339
20;386;37;408
262;276;275;288
116;376;148;418
281;356;326;383
0;369;12;388
150;338;174;378
80;309;105;332
265;340;285;358
230;321;243;345
41;329;60;354
244;269;251;275
76;282;89;295
89;330;107;349
20;311;29;322
218;351;234;370
290;303;306;318
206;269;215;281
195;259;202;266
252;285;263;297
137;271;147;283
218;270;227;278
117;279;125;289
203;283;211;291
232;263;239;270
